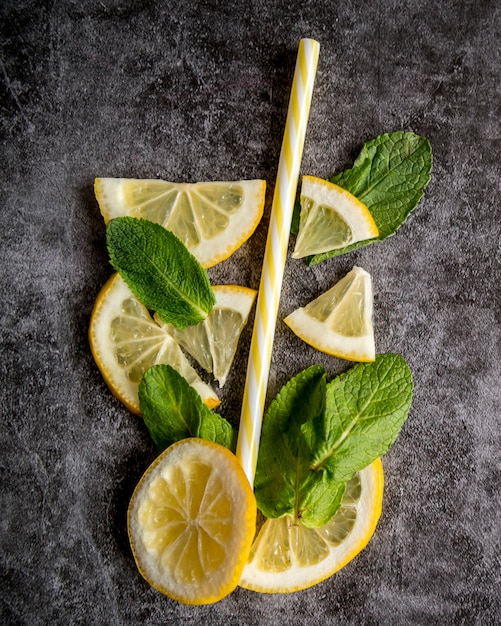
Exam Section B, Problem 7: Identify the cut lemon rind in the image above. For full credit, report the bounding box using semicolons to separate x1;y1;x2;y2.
94;178;266;268
128;438;257;605
283;266;375;362
89;273;219;414
163;285;257;387
239;459;384;593
293;175;379;259
283;310;375;361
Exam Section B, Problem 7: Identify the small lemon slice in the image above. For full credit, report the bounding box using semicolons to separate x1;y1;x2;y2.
94;178;266;268
292;175;378;259
89;273;219;414
239;459;383;593
163;285;256;387
283;266;375;362
128;438;257;605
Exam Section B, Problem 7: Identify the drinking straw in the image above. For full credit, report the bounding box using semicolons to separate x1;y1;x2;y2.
236;38;320;485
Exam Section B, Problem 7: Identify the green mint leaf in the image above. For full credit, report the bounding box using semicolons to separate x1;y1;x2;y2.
138;364;236;452
255;355;413;528
106;217;215;328
331;132;432;238
299;479;346;528
311;354;413;482
295;131;432;265
254;365;333;525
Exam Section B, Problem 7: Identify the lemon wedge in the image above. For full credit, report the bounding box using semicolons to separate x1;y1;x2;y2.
95;178;266;268
292;175;378;259
164;285;256;387
128;438;257;605
239;459;383;593
89;273;219;414
283;266;375;362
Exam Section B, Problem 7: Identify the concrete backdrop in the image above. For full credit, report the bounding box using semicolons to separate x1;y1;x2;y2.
1;1;499;624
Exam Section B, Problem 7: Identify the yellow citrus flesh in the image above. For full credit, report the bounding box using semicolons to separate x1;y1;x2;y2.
94;178;266;268
163;285;256;387
292;175;378;259
283;266;375;362
128;438;257;605
89;273;219;414
239;459;383;593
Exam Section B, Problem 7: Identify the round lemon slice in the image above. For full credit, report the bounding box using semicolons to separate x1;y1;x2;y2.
94;178;266;268
89;273;219;414
163;285;256;387
239;459;383;593
292;175;378;259
128;438;257;605
283;266;375;362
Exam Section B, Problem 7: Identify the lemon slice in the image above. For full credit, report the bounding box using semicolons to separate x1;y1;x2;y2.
292;175;378;259
89;273;219;414
163;285;256;387
239;459;383;593
128;438;257;605
283;266;375;362
94;178;266;268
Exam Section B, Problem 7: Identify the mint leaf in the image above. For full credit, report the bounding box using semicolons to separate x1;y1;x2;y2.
253;366;326;518
294;471;346;528
331;132;432;238
106;217;215;328
254;355;413;528
294;131;432;265
311;354;413;481
138;364;236;452
254;365;345;527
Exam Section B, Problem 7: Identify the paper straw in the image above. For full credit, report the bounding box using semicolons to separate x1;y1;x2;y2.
236;38;320;485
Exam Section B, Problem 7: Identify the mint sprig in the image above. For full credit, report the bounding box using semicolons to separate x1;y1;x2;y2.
253;366;329;523
254;355;413;528
292;131;432;265
106;217;215;328
138;364;236;453
311;354;413;481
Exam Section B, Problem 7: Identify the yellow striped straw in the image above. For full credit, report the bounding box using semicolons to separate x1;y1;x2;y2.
236;38;320;485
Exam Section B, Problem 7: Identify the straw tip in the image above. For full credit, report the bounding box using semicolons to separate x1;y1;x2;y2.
300;37;320;48
298;38;320;60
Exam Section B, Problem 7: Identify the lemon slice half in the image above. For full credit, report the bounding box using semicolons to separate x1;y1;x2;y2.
163;285;256;387
283;266;375;362
89;273;219;414
239;459;383;593
128;438;257;605
292;175;378;259
95;178;266;268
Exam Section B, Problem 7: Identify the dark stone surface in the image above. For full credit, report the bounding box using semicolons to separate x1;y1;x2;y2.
1;1;500;624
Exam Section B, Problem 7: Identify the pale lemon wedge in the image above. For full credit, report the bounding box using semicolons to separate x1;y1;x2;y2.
283;266;375;362
128;438;257;605
293;175;378;258
89;273;219;414
239;459;383;593
94;178;266;268
163;285;256;387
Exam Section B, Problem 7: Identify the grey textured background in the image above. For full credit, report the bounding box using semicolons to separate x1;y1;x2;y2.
1;1;500;624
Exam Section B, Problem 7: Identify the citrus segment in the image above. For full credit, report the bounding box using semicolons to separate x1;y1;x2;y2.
128;438;257;605
94;178;266;268
292;175;378;258
89;273;219;414
283;266;375;362
164;285;256;387
239;459;383;593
